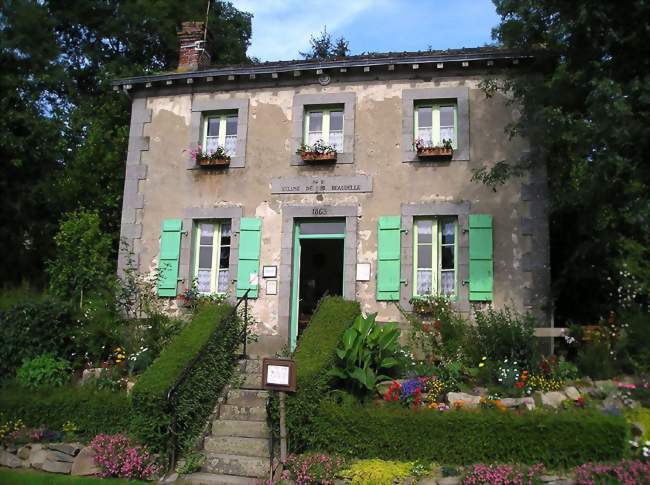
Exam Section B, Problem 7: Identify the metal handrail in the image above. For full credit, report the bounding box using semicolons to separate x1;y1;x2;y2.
166;289;251;471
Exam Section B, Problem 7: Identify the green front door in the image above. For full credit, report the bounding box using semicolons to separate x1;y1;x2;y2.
289;219;346;350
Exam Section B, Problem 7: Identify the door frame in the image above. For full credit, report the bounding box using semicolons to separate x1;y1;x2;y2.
289;219;346;350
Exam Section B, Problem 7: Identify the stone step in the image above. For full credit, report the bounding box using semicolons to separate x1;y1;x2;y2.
203;453;269;479
212;419;271;439
240;373;263;390
178;472;258;485
204;436;271;458
219;404;266;422
227;389;269;407
237;359;262;375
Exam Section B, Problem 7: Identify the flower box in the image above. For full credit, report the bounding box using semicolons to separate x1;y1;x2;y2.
416;147;453;160
300;151;337;163
197;156;230;168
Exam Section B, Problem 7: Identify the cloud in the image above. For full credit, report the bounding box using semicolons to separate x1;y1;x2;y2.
232;0;390;60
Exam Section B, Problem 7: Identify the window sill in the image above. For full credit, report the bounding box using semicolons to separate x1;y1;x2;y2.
403;148;469;162
187;155;245;170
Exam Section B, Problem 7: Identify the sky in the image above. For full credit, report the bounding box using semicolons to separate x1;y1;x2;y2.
230;0;501;61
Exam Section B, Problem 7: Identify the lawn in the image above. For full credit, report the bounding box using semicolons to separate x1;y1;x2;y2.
0;469;148;485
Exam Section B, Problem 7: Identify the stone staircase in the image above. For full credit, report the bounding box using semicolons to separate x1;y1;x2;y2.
179;359;272;485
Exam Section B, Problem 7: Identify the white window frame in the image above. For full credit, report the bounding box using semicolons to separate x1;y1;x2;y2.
413;103;458;149
193;221;231;295
202;112;238;156
303;106;344;150
413;217;458;297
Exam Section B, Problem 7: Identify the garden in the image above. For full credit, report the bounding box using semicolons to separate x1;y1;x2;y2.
269;296;650;484
0;211;247;483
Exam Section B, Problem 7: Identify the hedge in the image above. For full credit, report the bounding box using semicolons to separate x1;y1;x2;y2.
130;303;241;454
271;296;360;451
0;385;131;438
307;399;629;468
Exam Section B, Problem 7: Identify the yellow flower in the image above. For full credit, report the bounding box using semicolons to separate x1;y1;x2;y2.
478;363;485;368
482;356;487;361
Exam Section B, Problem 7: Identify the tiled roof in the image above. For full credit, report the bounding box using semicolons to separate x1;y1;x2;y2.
112;46;532;89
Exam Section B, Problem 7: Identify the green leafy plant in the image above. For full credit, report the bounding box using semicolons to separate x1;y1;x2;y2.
176;452;205;475
469;306;539;368
16;354;71;389
85;367;127;392
330;313;402;393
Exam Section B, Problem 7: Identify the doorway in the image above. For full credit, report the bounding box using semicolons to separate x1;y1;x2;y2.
290;219;345;349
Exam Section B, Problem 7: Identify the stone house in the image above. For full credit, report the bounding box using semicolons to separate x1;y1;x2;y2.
112;22;550;356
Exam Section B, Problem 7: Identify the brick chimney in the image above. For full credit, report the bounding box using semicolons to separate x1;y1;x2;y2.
177;21;211;72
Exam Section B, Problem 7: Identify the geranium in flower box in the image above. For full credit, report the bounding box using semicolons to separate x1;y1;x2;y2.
414;138;453;160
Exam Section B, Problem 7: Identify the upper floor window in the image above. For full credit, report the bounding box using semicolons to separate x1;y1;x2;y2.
413;217;457;296
304;107;344;151
414;103;457;149
203;112;238;157
194;221;231;294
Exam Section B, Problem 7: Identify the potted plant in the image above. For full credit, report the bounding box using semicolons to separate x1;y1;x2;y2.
186;146;231;167
414;138;453;160
296;139;337;162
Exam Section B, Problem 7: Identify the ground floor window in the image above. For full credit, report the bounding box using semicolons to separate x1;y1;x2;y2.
413;217;457;296
194;221;231;294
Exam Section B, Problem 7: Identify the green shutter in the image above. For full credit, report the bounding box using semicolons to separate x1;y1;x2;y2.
377;216;401;301
236;217;261;298
157;219;183;297
469;214;493;301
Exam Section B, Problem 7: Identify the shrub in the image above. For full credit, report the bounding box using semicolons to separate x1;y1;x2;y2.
577;340;617;379
330;313;402;394
469;306;539;368
273;297;360;451
573;460;650;484
47;209;113;301
307;400;628;467
130;303;241;454
340;459;414;485
0;384;130;438
16;354;71;388
91;433;160;479
0;298;78;379
281;453;346;484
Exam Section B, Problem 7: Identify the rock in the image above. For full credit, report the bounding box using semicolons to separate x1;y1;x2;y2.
500;397;536;410
127;380;136;394
437;477;461;485
81;368;104;384
594;380;615;392
564;386;581;401
0;449;22;468
29;449;49;469
17;446;31;460
540;475;561;482
49;442;82;456
42;458;73;474
5;445;17;454
446;392;482;408
45;449;75;463
472;387;488;396
541;391;568;408
71;446;100;476
418;478;438;485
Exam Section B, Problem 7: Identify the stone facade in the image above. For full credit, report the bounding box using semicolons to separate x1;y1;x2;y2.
113;50;551;356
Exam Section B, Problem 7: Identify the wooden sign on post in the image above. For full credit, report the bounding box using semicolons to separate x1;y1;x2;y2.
262;358;296;392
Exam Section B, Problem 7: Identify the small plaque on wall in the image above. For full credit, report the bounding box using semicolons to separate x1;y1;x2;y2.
266;279;277;295
263;265;277;278
356;263;371;281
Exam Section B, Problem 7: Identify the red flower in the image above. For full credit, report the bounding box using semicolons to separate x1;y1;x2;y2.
422;323;431;333
433;320;441;330
515;381;525;389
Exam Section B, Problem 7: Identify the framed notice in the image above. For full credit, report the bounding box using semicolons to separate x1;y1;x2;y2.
263;265;277;278
262;358;296;392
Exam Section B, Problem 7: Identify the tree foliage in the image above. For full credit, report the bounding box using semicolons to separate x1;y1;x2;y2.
0;0;252;286
479;0;650;322
300;26;350;60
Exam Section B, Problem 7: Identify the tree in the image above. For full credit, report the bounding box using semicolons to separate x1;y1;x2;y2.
475;0;650;322
47;210;113;303
0;1;253;287
300;26;350;60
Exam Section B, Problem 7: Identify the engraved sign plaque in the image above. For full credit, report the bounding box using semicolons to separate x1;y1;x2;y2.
271;175;372;194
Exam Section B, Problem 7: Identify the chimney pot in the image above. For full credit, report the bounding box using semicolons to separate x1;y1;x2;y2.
177;21;210;72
